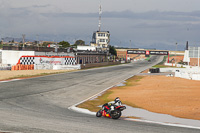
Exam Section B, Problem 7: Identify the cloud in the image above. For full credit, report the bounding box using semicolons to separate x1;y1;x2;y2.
31;4;51;8
1;7;200;50
40;10;200;22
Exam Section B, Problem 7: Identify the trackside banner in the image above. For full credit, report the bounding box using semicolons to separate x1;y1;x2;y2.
127;50;145;54
18;56;76;65
35;57;63;65
127;50;168;55
149;51;168;55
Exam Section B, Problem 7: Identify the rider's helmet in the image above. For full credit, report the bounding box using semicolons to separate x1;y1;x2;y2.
114;97;120;103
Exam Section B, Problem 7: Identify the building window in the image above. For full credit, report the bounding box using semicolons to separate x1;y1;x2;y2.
98;33;105;37
100;39;105;42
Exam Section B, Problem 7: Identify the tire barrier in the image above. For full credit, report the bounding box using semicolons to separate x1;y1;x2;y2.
11;64;34;71
149;68;160;73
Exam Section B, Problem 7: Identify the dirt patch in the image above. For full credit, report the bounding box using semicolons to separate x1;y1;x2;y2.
107;75;200;120
141;69;149;73
0;70;75;81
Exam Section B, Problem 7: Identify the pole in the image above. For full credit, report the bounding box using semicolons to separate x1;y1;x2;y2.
22;34;25;47
175;43;177;66
126;50;127;62
198;47;199;67
168;52;169;63
98;4;102;31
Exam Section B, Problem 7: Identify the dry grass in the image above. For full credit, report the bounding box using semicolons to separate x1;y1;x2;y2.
0;69;76;81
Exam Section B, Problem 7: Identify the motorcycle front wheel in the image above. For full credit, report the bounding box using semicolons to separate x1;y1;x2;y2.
96;110;102;117
111;110;121;119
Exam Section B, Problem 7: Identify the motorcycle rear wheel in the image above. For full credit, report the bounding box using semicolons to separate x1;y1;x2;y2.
111;110;121;119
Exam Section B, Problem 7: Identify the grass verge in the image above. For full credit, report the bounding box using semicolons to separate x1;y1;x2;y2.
0;70;76;81
145;55;151;61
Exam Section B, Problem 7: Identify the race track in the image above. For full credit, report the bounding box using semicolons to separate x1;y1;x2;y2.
0;56;199;133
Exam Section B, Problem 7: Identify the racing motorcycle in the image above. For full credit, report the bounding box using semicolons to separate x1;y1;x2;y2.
96;105;126;119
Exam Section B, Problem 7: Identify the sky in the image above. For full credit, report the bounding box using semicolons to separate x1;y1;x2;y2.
1;0;200;50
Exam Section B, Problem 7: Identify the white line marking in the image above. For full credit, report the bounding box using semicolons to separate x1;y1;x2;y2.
0;79;21;83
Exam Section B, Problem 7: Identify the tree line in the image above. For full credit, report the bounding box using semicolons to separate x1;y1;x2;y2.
44;40;117;55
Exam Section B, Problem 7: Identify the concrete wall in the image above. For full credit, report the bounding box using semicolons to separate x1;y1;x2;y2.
53;65;81;70
161;67;200;80
2;50;35;65
34;64;81;70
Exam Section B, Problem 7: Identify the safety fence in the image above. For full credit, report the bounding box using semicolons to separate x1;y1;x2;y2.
0;66;11;70
0;64;12;70
11;64;34;71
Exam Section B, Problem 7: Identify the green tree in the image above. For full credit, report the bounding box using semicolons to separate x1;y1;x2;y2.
74;40;85;46
109;45;117;56
58;41;70;48
42;42;50;47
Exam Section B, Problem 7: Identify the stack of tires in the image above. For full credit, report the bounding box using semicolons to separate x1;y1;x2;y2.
149;68;160;73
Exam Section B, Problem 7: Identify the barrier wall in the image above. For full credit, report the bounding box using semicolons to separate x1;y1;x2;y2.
18;56;76;65
53;65;81;70
13;55;77;70
2;50;35;65
161;67;200;80
34;64;53;70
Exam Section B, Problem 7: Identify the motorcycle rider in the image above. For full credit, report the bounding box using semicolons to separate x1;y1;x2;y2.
102;97;122;113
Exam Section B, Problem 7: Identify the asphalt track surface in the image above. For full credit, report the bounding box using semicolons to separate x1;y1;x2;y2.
0;56;199;133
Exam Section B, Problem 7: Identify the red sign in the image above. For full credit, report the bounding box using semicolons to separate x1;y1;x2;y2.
146;51;150;55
